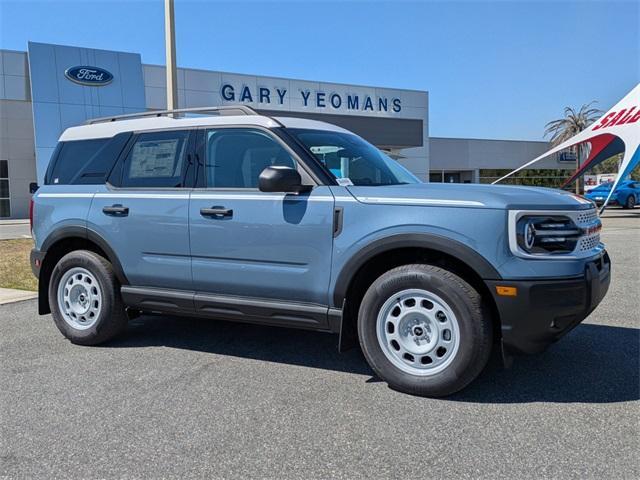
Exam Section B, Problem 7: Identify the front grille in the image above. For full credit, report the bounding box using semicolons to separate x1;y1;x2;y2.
576;209;598;225
577;233;600;252
574;208;601;254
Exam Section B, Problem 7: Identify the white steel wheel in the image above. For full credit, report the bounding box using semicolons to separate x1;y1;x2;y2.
57;267;103;330
376;288;461;376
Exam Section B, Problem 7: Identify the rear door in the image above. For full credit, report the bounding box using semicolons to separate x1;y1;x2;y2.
188;127;335;316
87;129;196;290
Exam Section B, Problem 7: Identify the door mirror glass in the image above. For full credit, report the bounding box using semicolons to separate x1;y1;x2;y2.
259;166;311;193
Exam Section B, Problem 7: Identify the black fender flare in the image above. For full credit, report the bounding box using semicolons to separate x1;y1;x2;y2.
332;232;501;307
40;225;129;285
38;226;130;315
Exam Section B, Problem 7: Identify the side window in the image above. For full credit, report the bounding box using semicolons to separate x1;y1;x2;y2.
121;130;190;188
205;128;296;188
49;139;108;184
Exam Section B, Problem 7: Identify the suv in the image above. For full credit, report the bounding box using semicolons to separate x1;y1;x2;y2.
30;106;611;397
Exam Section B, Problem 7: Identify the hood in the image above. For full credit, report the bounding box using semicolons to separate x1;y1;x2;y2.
346;183;594;210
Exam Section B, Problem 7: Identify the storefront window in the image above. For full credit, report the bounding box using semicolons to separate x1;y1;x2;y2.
479;168;575;189
0;160;9;217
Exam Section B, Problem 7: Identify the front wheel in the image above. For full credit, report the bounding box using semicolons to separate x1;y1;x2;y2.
48;250;128;345
624;195;636;209
358;264;492;397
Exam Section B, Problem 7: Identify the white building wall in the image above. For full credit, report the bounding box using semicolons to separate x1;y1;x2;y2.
142;65;430;180
0;50;36;218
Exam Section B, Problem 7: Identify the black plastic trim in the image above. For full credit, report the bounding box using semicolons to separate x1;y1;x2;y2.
40;225;129;286
488;251;611;355
332;233;502;307
30;249;45;278
120;286;333;331
120;286;194;313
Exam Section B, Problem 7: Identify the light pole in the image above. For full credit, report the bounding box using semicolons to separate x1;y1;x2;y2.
164;0;178;111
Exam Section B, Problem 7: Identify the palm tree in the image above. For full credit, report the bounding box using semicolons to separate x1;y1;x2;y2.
544;102;602;194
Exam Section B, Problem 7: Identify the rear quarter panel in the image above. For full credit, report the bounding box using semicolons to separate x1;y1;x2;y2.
32;185;97;250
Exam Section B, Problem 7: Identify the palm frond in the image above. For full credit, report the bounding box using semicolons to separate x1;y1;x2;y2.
544;101;603;147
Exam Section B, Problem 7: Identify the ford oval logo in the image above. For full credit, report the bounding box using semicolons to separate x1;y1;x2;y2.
64;66;113;86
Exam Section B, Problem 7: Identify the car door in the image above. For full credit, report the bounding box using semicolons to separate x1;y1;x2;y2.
87;129;195;290
188;126;335;326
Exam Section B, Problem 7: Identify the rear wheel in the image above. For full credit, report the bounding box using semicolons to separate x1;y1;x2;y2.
49;250;128;345
624;195;636;209
358;264;492;397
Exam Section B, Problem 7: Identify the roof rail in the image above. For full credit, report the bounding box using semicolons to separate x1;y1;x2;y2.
85;105;260;125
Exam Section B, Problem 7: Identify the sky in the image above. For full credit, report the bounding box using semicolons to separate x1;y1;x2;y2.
0;0;638;141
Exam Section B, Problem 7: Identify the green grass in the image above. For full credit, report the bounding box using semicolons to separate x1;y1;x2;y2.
0;239;38;291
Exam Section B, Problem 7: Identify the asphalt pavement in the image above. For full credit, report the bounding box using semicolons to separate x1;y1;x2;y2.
1;210;638;479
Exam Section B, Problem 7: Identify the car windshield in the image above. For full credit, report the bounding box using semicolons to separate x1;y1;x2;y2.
593;183;614;191
287;128;420;186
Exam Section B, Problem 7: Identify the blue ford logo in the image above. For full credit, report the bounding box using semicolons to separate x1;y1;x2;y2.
64;66;113;86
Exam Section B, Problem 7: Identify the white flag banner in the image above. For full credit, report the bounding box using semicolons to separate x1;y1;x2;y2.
493;83;640;212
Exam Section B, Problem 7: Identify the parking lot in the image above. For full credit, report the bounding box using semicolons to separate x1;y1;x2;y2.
1;210;638;479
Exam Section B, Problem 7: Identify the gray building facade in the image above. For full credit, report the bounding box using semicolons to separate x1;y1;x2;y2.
1;42;562;219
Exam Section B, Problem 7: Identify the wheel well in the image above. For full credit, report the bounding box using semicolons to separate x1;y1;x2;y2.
340;247;500;348
38;237;111;315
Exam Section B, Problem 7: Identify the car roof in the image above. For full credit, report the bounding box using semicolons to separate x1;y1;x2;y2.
58;112;350;142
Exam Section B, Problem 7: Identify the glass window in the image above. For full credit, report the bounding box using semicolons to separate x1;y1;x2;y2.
0;160;8;217
0;199;9;217
122;130;190;188
288;129;419;186
49;139;108;185
205;129;296;188
0;179;8;198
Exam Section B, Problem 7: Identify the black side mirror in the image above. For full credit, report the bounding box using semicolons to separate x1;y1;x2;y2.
29;182;39;194
259;166;311;194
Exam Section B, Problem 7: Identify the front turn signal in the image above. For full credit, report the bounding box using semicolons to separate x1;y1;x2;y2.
495;286;518;297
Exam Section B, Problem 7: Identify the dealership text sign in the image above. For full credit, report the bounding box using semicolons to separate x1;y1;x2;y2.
220;84;402;113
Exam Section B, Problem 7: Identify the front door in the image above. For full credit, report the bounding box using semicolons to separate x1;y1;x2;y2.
189;127;335;310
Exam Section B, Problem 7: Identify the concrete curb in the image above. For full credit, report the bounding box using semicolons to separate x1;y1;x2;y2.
0;219;30;226
0;288;38;305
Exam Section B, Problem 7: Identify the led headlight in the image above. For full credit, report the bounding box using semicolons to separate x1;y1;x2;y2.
515;215;582;254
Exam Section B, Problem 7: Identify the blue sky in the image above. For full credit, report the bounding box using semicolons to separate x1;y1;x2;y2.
1;0;638;140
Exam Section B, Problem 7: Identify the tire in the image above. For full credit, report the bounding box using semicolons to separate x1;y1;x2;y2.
358;264;492;397
624;195;636;209
48;250;128;345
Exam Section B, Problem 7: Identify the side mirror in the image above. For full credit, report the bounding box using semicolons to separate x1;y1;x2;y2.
259;166;311;194
29;182;39;194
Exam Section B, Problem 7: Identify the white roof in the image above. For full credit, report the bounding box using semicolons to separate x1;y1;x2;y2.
59;113;350;141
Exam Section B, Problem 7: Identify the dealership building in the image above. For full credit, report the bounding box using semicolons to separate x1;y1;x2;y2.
0;42;570;218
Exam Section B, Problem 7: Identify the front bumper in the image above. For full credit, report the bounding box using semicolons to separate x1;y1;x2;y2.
487;250;611;355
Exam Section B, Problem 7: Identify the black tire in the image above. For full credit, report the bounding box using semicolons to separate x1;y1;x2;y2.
358;264;492;397
48;250;128;345
624;195;636;209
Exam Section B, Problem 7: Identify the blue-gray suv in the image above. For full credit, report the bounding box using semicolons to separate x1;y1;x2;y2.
30;106;611;396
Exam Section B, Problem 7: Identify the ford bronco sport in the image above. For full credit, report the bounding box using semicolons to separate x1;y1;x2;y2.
30;106;611;397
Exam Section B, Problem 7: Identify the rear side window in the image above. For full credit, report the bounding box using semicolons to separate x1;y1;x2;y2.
121;130;190;188
49;139;108;184
45;133;131;185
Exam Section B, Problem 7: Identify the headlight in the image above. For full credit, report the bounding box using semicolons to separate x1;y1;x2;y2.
515;215;582;254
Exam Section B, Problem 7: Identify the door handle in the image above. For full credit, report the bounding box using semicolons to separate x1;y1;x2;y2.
102;204;129;216
200;206;233;218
